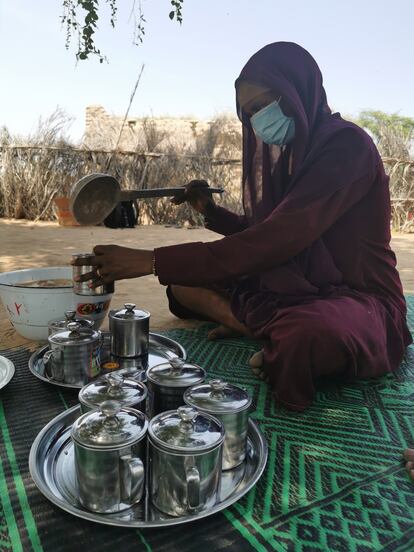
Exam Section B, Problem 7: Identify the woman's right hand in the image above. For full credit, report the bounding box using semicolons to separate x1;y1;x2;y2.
171;180;216;216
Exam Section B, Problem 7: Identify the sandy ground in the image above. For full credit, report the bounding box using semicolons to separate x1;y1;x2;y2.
0;218;413;349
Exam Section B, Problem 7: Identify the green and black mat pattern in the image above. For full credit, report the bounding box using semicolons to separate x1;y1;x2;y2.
0;297;414;552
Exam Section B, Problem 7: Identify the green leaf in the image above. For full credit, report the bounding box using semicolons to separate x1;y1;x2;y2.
61;0;186;62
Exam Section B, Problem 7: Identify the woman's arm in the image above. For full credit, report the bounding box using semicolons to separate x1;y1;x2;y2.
172;179;248;236
204;203;248;236
155;129;377;286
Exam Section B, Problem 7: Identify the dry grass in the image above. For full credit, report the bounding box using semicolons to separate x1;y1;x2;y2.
0;109;413;231
0;110;242;224
374;121;414;232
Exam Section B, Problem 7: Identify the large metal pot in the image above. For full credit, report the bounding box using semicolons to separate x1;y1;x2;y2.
78;372;148;414
148;406;224;517
146;358;205;418
109;303;150;358
71;400;148;514
184;379;252;470
48;310;94;335
44;322;101;386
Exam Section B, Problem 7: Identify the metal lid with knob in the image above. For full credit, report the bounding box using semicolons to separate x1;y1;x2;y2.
147;358;205;388
65;310;77;321
48;310;94;333
148;406;224;453
184;379;252;414
64;310;94;328
48;321;101;345
71;399;148;450
78;372;147;410
110;303;150;321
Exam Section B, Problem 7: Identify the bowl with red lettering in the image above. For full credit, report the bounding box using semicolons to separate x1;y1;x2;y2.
0;267;112;342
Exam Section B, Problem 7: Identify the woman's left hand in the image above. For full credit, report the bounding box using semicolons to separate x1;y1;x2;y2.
71;245;153;288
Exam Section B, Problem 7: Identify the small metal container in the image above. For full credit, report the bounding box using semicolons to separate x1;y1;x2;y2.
71;400;148;514
146;359;205;418
72;253;114;296
44;322;101;386
78;372;148;414
148;406;224;517
184;379;252;470
109;303;150;358
48;310;94;335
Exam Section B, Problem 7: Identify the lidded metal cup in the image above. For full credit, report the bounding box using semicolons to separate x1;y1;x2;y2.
44;322;101;385
72;253;114;296
78;372;148;414
184;379;252;470
109;303;150;358
146;358;205;417
148;406;224;516
149;406;224;452
48;310;94;335
71;400;148;513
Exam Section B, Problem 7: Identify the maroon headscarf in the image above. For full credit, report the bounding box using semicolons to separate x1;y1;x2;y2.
231;42;357;321
235;42;335;224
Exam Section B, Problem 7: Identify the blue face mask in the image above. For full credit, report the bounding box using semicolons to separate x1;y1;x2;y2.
250;100;295;145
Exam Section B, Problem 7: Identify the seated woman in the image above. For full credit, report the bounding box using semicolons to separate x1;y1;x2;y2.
73;41;412;414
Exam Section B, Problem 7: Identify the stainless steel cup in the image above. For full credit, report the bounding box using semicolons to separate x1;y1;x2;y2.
184;379;252;470
109;303;150;358
44;322;101;386
148;406;224;517
146;358;205;418
78;372;148;414
71;400;148;514
72;253;114;296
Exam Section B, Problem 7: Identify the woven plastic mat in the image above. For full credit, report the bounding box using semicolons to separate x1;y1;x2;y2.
0;297;413;552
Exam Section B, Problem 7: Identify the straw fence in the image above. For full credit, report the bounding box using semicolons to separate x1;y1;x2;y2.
382;157;414;232
0;145;413;231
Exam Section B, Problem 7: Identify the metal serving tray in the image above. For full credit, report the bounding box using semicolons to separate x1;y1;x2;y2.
28;333;186;389
29;405;267;528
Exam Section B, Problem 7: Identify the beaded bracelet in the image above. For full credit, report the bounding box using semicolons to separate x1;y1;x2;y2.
152;252;157;276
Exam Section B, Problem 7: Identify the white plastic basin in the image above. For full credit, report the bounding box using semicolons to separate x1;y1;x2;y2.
0;267;112;342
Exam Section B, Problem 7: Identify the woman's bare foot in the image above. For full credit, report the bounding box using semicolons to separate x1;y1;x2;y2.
208;324;243;340
249;349;264;372
248;349;269;381
403;449;414;480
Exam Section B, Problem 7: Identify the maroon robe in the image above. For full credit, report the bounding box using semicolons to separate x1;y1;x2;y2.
154;42;412;410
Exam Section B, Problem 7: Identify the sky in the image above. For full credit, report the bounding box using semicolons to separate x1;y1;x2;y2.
0;0;413;141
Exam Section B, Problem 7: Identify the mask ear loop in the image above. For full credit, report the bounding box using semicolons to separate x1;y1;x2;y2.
288;147;293;176
242;93;283;122
252;96;283;118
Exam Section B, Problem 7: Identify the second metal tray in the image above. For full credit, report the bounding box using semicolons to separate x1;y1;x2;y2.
28;333;186;389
